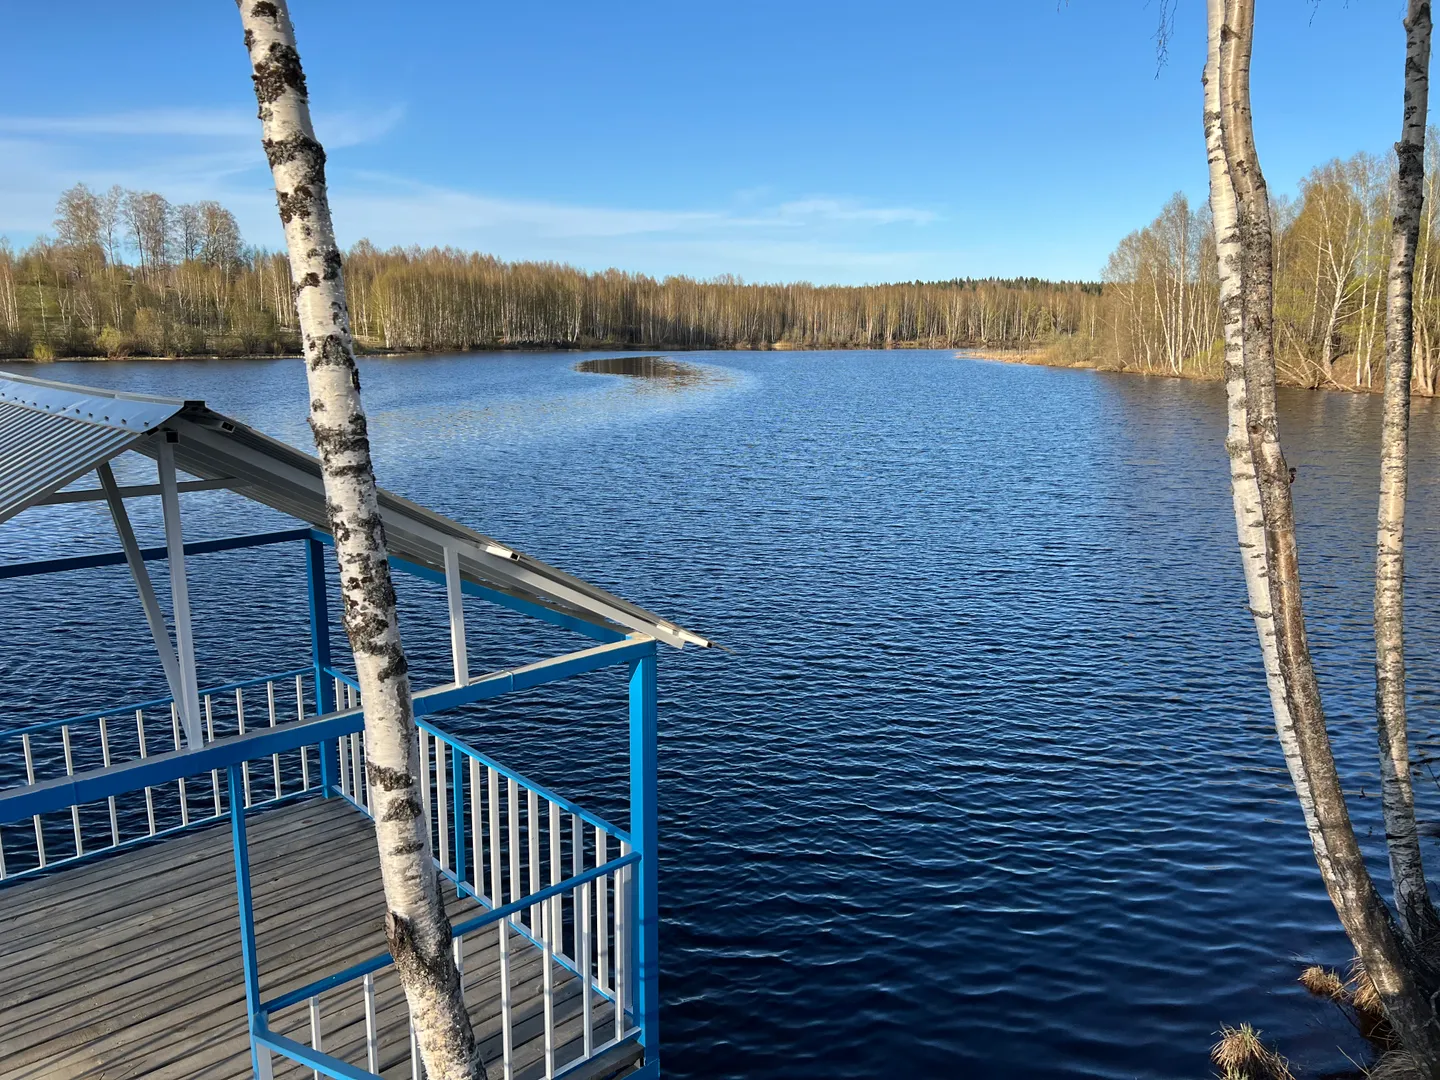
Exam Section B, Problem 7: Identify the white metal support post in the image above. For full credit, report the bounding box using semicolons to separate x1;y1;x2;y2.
157;435;203;749
443;544;469;686
97;463;186;708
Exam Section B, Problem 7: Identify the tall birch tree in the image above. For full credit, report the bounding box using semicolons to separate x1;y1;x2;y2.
234;3;481;1077
1210;0;1440;1070
1203;0;1323;872
1375;0;1437;950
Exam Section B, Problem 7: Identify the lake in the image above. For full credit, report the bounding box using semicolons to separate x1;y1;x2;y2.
5;348;1440;1079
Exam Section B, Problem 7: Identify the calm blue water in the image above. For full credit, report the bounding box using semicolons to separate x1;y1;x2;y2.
6;349;1440;1078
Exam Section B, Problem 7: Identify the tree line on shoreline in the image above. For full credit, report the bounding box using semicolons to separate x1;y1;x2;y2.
0;185;1098;359
1082;131;1440;394
4;159;1439;396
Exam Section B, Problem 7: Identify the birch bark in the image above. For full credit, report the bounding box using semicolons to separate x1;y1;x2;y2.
1215;0;1440;1068
234;3;481;1077
1202;0;1323;858
1376;0;1438;948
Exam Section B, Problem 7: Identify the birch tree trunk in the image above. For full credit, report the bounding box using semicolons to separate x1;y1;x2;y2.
235;3;481;1077
1377;0;1439;949
1214;1;1440;1068
1203;0;1324;862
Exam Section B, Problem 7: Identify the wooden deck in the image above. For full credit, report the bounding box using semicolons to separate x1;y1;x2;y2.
0;796;638;1080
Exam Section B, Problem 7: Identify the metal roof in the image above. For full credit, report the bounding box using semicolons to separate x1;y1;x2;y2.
0;378;182;526
0;371;708;649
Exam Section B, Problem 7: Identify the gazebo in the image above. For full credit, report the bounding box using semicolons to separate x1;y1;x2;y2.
0;370;705;1080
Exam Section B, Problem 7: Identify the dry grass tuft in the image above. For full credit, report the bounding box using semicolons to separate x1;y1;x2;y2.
1299;965;1347;1001
1211;1024;1296;1080
1348;958;1386;1019
1366;1050;1426;1080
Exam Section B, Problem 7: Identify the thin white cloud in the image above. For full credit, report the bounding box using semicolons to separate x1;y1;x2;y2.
0;115;949;285
775;198;938;226
0;105;405;149
335;176;936;242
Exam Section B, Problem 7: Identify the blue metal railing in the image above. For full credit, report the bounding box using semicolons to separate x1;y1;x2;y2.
0;525;662;1080
0;666;327;881
255;851;643;1080
278;656;647;1079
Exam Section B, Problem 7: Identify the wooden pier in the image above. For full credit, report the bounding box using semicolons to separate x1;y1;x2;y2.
0;797;638;1080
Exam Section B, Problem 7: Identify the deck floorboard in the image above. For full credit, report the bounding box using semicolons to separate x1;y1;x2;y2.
0;796;636;1080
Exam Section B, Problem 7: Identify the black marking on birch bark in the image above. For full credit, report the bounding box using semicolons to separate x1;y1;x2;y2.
250;1;280;20
277;187;315;227
251;42;307;106
263;133;326;177
304;334;351;370
385;913;481;1075
367;762;419;793
243;28;255;49
324;250;343;280
312;423;372;454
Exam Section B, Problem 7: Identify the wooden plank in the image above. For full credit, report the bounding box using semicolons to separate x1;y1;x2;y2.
0;796;631;1080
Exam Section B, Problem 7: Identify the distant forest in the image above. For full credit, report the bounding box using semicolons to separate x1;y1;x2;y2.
0;183;1098;359
4;158;1437;392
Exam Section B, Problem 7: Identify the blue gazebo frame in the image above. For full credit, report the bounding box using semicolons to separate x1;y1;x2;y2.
0;525;664;1079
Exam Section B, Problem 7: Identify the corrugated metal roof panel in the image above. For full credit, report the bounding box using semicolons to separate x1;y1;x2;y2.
0;405;161;528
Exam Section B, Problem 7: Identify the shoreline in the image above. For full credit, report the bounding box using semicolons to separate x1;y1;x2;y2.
958;345;1416;398
0;340;1056;364
1;344;1419;397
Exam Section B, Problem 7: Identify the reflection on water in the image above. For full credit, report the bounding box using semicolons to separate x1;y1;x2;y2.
575;354;725;389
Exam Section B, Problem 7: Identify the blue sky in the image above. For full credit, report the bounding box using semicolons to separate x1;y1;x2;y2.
0;1;1424;285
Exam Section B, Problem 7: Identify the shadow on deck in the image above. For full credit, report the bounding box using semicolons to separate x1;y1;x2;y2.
0;797;638;1080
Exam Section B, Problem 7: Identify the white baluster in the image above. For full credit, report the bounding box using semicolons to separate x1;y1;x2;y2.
596;828;609;994
136;711;156;836
615;848;629;1039
22;733;44;866
543;895;555;1079
296;675;310;790
488;767;501;910
581;874;593;1058
437;737;449;873
170;705;189;826
308;995;323;1080
507;778;520;913
206;696;221;817
470;758;483;901
100;716;119;845
62;724;82;854
363;972;379;1074
236;689;251;808
499;918;514;1080
528;788;540;932
419;729;431;839
267;680;281;800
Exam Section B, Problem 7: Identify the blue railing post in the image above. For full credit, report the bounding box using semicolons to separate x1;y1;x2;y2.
307;537;339;796
229;764;265;1079
629;646;660;1068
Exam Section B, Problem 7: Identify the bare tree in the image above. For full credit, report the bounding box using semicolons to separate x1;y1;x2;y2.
98;185;124;268
234;2;481;1077
1210;0;1440;1068
54;184;103;252
175;203;204;263
1375;0;1438;948
197;201;242;268
124;191;172;272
